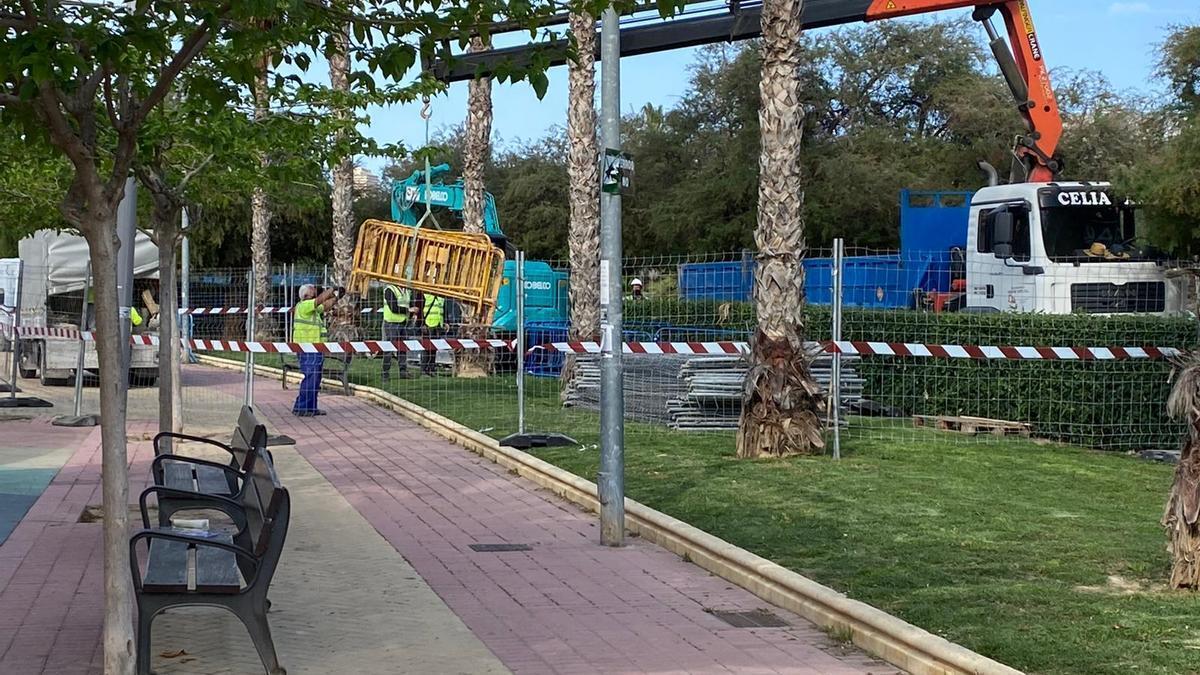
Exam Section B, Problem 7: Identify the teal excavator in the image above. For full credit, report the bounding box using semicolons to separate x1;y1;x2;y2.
390;163;568;330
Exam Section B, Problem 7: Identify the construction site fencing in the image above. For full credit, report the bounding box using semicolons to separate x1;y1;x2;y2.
7;244;1192;458
162;252;1196;465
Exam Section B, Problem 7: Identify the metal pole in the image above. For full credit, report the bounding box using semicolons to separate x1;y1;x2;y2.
181;212;192;362
8;260;23;402
598;7;625;547
117;177;137;395
287;264;294;339
73;263;91;416
831;239;844;461
516;251;526;435
245;265;255;406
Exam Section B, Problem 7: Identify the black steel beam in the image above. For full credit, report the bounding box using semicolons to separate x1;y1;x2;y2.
427;0;873;82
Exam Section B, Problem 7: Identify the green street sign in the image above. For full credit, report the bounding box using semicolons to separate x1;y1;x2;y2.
601;149;634;195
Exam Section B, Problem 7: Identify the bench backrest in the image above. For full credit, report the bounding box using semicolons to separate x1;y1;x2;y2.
236;449;290;585
229;405;268;471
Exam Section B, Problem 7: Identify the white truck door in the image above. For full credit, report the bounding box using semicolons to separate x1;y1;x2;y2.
969;206;1038;312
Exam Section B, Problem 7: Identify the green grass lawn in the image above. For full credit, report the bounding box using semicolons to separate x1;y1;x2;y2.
230;354;1198;674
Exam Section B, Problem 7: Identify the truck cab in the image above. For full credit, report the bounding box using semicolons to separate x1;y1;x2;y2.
964;182;1185;314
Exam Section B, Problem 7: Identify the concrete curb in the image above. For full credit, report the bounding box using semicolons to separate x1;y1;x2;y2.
198;355;1023;675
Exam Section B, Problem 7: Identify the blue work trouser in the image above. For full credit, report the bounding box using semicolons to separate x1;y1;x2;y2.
293;353;324;413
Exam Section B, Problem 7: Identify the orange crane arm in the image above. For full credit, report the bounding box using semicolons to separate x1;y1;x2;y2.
865;0;1063;181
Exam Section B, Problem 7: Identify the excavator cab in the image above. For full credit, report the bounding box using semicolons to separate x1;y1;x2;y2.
391;164;515;257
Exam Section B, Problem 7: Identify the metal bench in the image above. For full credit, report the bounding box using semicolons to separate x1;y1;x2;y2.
131;446;290;675
150;405;268;527
280;353;352;395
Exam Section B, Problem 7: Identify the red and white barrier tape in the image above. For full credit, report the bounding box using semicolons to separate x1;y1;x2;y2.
8;326;90;339
824;341;1179;361
3;326;1186;360
141;337;512;353
545;340;1182;360
179;306;385;315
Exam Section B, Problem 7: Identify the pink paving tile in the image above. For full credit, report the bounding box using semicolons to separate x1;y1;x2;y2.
241;377;900;674
0;368;901;675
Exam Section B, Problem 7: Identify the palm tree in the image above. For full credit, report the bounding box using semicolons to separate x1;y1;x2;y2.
736;0;825;458
1165;354;1200;589
329;22;355;294
463;36;493;236
459;36;494;377
563;10;600;394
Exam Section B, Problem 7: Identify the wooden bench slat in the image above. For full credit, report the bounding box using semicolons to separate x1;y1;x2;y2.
195;534;240;594
161;461;195;492
143;539;189;593
195;466;234;497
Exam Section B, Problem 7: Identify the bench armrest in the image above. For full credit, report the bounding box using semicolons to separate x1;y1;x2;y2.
151;454;245;486
129;529;258;592
153;432;235;459
139;486;248;531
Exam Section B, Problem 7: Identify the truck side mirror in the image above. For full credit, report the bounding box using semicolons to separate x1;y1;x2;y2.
991;211;1015;259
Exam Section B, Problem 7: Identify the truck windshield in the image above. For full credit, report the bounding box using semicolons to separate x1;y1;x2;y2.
1040;205;1138;262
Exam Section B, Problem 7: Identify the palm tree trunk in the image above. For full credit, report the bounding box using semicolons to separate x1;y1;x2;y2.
1165;356;1200;589
330;22;355;290
736;0;825;458
463;36;493;237
459;36;494;378
562;10;600;397
251;53;273;340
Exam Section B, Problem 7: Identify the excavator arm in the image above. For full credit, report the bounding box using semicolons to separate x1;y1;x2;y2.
863;0;1062;181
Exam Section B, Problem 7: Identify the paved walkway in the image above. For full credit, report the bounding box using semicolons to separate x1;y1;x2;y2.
0;418;90;545
0;365;897;674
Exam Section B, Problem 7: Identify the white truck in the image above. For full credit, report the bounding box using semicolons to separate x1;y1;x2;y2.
4;230;160;385
961;181;1188;314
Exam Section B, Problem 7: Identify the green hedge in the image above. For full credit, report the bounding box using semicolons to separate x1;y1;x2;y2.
626;300;1197;449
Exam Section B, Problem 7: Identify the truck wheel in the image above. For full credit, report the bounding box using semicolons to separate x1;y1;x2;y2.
18;343;38;379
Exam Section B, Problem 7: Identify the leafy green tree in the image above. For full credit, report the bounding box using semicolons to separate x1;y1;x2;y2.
1126;24;1200;254
0;2;587;670
0;131;70;256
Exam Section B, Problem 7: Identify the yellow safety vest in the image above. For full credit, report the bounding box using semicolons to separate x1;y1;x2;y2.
130;307;143;327
293;299;327;341
382;284;410;324
423;295;444;328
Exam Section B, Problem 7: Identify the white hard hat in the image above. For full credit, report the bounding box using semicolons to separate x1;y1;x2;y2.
631;278;643;287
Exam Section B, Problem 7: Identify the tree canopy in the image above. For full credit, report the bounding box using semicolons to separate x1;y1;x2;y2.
380;18;1194;261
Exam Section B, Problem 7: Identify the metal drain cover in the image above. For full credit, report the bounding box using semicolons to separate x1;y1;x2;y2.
469;543;532;552
708;609;789;628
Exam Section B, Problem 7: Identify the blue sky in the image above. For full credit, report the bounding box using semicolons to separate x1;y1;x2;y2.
359;0;1200;172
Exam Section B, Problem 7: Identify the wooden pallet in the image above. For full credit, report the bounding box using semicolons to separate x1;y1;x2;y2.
912;414;1032;437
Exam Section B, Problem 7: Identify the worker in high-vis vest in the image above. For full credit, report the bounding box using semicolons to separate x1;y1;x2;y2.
419;292;445;376
380;282;413;382
291;283;341;417
83;288;145;330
